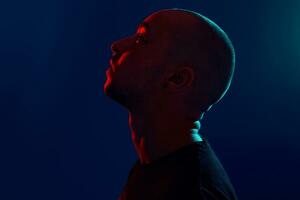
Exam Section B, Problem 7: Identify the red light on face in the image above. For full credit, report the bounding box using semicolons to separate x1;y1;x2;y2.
117;52;130;66
106;68;111;76
104;68;112;92
137;26;147;35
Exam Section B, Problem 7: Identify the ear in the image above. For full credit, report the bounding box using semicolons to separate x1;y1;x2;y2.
162;67;195;92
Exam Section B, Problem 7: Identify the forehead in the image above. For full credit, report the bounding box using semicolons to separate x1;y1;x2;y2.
136;12;174;38
141;12;166;31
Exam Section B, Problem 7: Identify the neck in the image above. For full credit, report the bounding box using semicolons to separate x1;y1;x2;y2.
128;111;202;165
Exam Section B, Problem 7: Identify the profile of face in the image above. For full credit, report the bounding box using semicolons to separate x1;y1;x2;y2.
104;10;178;111
104;8;235;115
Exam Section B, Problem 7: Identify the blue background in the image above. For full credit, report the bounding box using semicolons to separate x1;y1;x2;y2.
0;0;299;199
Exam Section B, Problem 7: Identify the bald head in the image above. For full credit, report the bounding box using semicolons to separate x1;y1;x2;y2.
145;9;235;111
105;8;235;118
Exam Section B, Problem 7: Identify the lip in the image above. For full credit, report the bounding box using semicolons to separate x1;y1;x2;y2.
106;67;113;77
107;66;112;72
109;59;115;72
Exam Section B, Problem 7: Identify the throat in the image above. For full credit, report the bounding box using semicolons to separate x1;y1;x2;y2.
131;129;202;165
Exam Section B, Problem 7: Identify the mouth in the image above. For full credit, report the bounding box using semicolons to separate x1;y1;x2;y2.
106;67;112;76
109;59;115;72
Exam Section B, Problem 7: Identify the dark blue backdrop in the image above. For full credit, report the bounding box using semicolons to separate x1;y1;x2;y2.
1;0;299;199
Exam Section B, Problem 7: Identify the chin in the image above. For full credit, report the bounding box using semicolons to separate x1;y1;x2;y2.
104;81;136;111
103;71;114;93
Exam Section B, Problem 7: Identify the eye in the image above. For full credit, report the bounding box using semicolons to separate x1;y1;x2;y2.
135;34;147;44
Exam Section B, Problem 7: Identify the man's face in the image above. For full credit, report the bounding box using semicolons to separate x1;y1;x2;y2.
104;13;173;108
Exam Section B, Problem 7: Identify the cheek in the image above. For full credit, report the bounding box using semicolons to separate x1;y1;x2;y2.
117;51;131;65
117;47;163;75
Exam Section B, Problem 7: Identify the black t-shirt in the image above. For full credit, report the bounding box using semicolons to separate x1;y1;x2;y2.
118;136;238;200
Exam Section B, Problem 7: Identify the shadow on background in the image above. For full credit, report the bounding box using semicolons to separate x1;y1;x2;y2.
0;0;299;199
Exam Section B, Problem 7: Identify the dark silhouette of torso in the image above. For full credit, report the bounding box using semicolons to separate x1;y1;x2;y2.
118;136;238;200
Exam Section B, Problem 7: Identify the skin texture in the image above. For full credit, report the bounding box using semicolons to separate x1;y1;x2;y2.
104;8;235;164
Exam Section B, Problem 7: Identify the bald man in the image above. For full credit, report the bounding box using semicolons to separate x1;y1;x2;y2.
104;8;238;200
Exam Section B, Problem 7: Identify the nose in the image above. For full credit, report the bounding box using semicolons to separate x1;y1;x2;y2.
110;36;134;56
